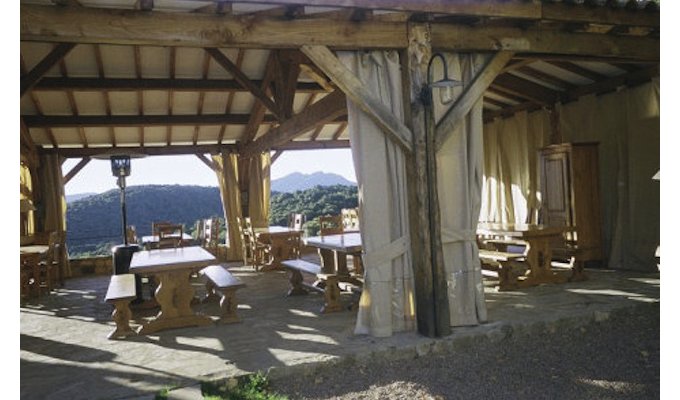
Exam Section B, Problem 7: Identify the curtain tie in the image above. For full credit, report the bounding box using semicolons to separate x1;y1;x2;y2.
363;235;410;281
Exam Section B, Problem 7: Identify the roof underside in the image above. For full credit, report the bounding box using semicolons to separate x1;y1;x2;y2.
20;0;660;158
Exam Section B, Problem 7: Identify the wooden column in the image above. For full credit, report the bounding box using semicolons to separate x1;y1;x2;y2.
401;24;450;337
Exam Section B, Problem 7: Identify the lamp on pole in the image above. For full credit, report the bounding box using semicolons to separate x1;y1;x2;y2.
110;155;131;245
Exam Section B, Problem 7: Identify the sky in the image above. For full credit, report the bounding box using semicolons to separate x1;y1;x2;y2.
62;149;357;195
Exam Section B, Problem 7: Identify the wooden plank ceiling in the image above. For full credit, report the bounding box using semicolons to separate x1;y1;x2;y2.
20;0;660;158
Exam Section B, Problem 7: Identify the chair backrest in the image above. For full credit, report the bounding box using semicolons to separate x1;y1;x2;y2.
203;217;220;247
341;208;360;232
126;225;138;244
152;221;172;236
287;213;306;231
319;215;343;236
157;224;183;249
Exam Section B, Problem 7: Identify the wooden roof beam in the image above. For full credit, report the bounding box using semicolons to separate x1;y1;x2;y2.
431;23;659;61
242;90;347;156
21;4;407;49
21;43;76;96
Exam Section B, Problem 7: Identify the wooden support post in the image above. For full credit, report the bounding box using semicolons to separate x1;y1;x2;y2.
402;24;450;337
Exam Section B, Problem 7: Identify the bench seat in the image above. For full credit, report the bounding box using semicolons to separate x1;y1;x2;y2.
281;259;342;313
200;265;246;324
105;274;137;340
478;249;526;291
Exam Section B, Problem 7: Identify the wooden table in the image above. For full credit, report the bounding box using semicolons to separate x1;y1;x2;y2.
476;222;573;288
129;246;216;334
304;232;362;281
21;245;49;261
141;233;194;249
254;226;302;271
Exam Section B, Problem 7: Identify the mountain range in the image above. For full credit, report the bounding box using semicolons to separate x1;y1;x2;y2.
66;171;356;203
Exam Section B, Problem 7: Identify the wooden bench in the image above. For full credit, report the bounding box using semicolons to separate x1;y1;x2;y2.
281;259;342;313
199;265;246;324
478;249;526;291
105;274;137;340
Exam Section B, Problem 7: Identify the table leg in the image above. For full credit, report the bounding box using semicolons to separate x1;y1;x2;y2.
260;235;286;272
137;270;212;335
519;237;568;288
318;248;335;274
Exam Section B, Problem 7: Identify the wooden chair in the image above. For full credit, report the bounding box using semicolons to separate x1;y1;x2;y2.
152;221;172;236
35;231;61;295
157;224;184;249
203;217;220;249
319;215;343;236
126;225;138;245
287;213;306;231
341;208;360;232
240;217;271;271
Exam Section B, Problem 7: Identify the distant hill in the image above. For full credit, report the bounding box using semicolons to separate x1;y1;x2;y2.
65;182;358;258
66;185;223;257
271;172;355;193
66;192;97;203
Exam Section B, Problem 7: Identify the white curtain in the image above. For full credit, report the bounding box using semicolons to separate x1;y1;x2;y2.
558;80;660;271
480;110;551;224
338;51;416;337
433;53;489;326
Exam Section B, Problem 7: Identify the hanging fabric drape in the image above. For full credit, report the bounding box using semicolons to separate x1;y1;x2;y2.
433;53;489;326
20;162;35;236
246;153;271;229
480;110;551;224
557;80;659;271
338;50;416;337
36;154;71;278
212;151;243;261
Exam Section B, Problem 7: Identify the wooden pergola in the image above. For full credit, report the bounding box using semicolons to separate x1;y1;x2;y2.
20;0;660;337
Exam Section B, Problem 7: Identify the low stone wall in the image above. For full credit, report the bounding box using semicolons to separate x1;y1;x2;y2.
68;244;232;278
69;256;113;277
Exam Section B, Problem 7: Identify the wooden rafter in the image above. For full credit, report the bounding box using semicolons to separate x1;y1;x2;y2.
242;53;277;145
218;49;244;145
491;73;562;106
21;114;322;128
512;66;576;91
435;51;514;151
134;45;145;147
20;42;76;96
301;45;413;153
33;77;325;93
94;44;116;147
544;60;607;82
59;59;89;148
331;122;347;140
206;48;283;121
22;55;58;148
63;157;91;185
193;50;211;145
167;46;176;146
242;90;347;156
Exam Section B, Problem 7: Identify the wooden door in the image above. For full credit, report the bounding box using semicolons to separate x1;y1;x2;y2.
540;151;572;229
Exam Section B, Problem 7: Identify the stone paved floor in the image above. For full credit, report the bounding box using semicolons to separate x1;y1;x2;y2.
19;257;659;400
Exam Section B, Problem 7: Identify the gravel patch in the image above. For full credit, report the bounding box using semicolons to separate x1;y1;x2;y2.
269;303;659;400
